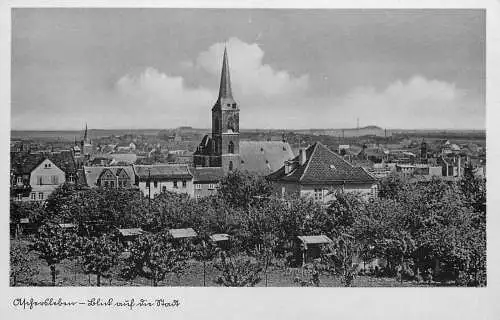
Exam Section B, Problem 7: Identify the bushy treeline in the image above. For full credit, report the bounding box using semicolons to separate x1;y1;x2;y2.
10;169;486;286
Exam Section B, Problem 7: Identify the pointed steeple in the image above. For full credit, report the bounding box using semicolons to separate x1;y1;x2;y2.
218;46;234;102
84;123;88;141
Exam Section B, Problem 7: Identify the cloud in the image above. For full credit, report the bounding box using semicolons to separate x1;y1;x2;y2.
195;37;309;99
115;67;214;109
331;75;484;129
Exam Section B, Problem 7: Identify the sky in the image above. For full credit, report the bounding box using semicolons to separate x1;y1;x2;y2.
11;9;485;130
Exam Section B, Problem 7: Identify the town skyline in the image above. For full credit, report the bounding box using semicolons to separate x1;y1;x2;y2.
12;9;485;131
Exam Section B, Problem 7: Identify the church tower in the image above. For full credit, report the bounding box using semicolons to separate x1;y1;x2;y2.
211;47;240;172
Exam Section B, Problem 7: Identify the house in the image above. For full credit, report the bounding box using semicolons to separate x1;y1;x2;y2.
10;151;77;202
134;164;194;198
191;167;225;199
82;166;136;188
267;142;378;202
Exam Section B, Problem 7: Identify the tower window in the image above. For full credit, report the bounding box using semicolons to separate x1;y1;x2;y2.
228;141;234;154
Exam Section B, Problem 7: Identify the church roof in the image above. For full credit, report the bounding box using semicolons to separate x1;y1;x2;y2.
267;142;376;185
218;47;234;102
239;141;295;176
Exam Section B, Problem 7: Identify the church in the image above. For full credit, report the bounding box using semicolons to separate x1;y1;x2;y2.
193;47;294;176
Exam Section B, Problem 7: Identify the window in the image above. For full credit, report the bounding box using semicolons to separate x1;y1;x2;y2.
182;180;187;188
208;184;215;190
16;177;23;185
228;141;234;154
195;184;202;190
232;103;237;108
67;175;74;183
314;189;323;202
30;192;36;200
110;181;115;188
371;185;379;198
162;186;167;193
229;161;233;171
51;175;59;185
37;176;43;185
173;180;178;188
38;192;44;200
44;163;51;168
153;181;158;188
16;194;22;201
104;181;109;188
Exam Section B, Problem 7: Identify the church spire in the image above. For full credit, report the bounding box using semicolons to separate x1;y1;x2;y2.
218;46;234;102
84;122;88;141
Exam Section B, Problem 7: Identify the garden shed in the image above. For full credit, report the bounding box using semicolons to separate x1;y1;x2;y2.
296;235;334;266
117;228;145;247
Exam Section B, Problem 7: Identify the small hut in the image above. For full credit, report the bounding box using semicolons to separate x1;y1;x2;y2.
117;228;145;248
296;235;333;266
209;233;230;250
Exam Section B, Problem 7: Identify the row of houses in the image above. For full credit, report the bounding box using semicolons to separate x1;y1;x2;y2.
11;141;381;204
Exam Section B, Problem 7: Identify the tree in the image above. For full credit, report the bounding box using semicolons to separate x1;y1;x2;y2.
30;223;77;286
75;234;121;286
193;235;220;287
218;171;273;209
214;251;262;287
10;243;39;286
122;233;188;286
10;200;45;238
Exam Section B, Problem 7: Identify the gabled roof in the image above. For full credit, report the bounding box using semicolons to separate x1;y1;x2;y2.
83;166;136;187
11;151;77;176
134;164;193;181
239;141;295;176
267;142;377;185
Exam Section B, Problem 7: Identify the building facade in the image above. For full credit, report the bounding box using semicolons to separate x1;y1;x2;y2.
134;164;194;198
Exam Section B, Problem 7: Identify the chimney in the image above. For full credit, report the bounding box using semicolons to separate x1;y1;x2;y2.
299;148;307;166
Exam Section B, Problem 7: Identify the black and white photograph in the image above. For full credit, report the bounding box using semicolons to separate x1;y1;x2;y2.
7;6;489;291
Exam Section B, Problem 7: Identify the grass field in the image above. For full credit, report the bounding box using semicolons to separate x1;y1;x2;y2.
12;240;438;287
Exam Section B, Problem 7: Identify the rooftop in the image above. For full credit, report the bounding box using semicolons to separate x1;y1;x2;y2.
169;228;198;239
267;142;377;185
239;140;295;176
134;164;193;181
297;235;333;245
